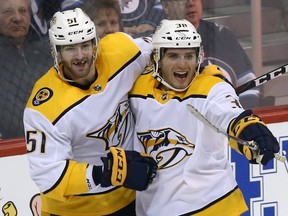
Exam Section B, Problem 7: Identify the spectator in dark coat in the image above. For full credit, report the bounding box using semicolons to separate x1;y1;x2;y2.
0;0;53;139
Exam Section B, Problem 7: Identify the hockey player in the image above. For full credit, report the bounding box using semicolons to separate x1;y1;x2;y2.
23;8;157;216
129;19;280;215
160;0;260;109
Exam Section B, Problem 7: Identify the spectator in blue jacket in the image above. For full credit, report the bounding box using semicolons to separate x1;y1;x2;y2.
120;0;165;37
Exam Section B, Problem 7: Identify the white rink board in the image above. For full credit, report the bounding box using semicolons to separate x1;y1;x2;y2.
0;154;40;216
249;122;288;216
230;122;288;216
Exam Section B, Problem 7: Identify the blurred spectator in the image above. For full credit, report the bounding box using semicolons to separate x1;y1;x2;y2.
30;0;59;35
0;0;53;139
31;0;164;38
161;0;186;19
120;0;165;37
81;0;123;38
30;0;84;35
160;0;260;109
61;0;85;10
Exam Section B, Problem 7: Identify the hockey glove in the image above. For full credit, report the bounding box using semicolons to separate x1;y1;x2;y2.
228;110;280;165
97;147;157;191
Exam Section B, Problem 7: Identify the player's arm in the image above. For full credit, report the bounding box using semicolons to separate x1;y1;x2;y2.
227;110;280;165
24;111;90;201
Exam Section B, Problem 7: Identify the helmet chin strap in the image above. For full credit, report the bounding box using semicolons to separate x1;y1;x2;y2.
54;61;95;83
152;67;200;92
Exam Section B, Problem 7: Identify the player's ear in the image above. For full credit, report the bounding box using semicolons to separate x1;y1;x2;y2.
93;37;100;56
197;46;204;65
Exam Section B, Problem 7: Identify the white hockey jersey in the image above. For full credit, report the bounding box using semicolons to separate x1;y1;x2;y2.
129;65;248;216
23;32;152;216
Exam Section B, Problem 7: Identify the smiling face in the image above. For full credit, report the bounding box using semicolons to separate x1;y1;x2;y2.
59;40;96;85
158;48;198;90
0;0;30;45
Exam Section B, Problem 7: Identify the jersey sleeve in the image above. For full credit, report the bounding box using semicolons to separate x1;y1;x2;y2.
204;81;245;135
131;35;153;64
24;108;89;201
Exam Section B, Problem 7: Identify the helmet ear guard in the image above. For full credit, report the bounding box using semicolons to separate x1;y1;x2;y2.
197;45;204;65
152;50;159;65
50;46;57;59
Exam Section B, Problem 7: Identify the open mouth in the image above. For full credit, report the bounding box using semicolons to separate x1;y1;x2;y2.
174;71;188;81
73;60;87;69
74;60;86;65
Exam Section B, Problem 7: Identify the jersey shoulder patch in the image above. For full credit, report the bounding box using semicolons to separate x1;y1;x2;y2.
26;68;90;123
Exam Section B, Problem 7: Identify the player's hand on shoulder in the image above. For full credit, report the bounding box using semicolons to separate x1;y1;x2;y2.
100;147;157;191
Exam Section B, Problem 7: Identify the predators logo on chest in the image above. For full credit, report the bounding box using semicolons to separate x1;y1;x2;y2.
87;101;132;150
137;128;195;169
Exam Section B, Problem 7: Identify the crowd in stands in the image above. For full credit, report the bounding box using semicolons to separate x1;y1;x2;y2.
1;0;285;139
